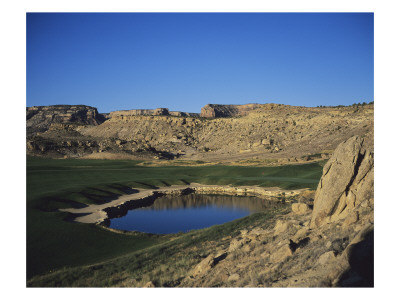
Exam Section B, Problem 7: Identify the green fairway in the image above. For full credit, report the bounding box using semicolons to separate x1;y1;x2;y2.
27;206;290;287
27;156;324;279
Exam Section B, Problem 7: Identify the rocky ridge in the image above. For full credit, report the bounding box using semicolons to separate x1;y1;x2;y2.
26;103;374;164
200;103;262;118
109;108;199;118
26;105;105;136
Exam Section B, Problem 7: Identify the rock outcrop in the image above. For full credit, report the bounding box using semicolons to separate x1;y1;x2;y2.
109;108;198;118
26;105;105;136
181;135;374;287
109;108;170;117
311;136;374;228
26;103;374;163
200;103;262;118
307;135;374;286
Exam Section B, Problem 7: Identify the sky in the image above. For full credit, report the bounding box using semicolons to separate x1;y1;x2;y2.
26;13;374;113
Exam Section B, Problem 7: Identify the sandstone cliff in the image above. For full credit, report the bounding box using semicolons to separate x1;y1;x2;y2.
109;108;199;118
26;105;105;136
200;103;262;118
109;108;170;117
26;103;373;164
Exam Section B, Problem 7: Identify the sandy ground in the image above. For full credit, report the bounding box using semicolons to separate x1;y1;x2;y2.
60;183;304;224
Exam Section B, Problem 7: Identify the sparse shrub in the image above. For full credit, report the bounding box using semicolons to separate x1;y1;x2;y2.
298;190;315;205
250;270;263;286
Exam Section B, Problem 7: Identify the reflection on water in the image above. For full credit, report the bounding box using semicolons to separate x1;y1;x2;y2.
108;194;285;234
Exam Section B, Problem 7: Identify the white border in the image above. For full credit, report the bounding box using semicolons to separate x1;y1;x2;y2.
2;0;399;299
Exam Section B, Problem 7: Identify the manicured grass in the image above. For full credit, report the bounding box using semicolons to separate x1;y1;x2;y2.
26;156;323;280
28;205;290;287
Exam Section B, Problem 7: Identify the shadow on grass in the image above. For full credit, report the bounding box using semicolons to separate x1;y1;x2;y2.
37;196;88;211
133;181;158;189
37;187;141;211
63;212;92;222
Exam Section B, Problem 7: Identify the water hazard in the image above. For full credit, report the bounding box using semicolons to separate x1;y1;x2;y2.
108;193;285;234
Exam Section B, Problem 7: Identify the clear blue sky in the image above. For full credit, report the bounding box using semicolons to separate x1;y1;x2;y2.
26;13;373;113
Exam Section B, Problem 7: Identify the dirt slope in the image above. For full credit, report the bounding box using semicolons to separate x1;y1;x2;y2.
26;103;373;164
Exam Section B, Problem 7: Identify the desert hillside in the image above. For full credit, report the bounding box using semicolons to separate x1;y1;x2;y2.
26;103;373;165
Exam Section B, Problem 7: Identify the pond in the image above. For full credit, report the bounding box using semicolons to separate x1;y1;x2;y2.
108;193;285;234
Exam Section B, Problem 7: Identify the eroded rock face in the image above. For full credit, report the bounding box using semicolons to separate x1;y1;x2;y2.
109;108;169;117
109;108;199;118
311;136;374;228
26;103;374;162
200;103;262;118
26;105;105;135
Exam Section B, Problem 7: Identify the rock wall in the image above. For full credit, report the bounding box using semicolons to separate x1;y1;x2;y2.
109;108;170;117
169;111;199;117
311;136;374;228
26;105;105;135
109;108;199;118
200;103;262;118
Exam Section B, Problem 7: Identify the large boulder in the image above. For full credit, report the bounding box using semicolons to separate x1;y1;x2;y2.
310;136;374;228
292;203;312;215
